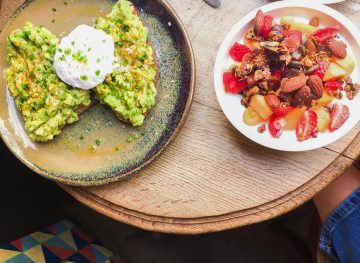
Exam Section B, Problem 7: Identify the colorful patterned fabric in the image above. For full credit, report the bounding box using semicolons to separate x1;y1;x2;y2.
0;219;125;263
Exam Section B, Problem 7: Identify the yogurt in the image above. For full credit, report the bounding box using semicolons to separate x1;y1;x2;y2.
53;24;117;90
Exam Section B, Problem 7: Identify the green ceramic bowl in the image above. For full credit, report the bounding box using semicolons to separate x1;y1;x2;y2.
0;0;195;185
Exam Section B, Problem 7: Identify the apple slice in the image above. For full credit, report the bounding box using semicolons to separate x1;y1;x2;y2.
317;91;334;107
250;95;273;120
243;106;265;126
283;107;306;130
280;17;316;36
280;16;295;26
334;55;355;77
313;107;331;133
323;63;347;81
290;22;317;36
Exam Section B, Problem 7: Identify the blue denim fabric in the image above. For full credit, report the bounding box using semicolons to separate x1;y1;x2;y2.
319;187;360;263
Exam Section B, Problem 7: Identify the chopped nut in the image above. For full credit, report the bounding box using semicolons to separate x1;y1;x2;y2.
332;90;343;100
246;28;263;42
228;63;240;74
241;86;260;107
259;81;269;90
257;124;266;133
311;99;318;107
344;78;360;100
235;53;254;79
301;56;315;67
254;67;271;82
253;52;269;69
269;25;284;42
309;17;319;27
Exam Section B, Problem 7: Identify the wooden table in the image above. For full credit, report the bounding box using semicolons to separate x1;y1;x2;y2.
2;0;360;234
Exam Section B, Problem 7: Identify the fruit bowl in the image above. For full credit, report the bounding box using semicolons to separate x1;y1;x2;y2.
214;0;360;151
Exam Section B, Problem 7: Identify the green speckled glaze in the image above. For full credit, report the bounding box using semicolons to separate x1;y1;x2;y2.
0;0;194;185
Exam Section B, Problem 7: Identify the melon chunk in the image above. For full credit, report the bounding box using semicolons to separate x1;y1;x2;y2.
334;55;355;77
313;107;331;133
323;63;347;81
250;95;273;120
243;106;265;126
284;107;306;130
317;91;334;107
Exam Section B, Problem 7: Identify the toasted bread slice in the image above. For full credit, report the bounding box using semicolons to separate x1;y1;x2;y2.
94;0;158;126
6;23;92;142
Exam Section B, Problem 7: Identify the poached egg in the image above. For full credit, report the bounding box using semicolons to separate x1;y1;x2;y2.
53;24;117;90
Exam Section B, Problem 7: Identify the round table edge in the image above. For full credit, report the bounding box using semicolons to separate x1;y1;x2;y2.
59;132;359;234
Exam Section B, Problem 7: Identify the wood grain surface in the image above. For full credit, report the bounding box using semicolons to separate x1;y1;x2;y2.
2;0;360;234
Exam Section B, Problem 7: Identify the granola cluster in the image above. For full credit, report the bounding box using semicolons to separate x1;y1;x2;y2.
233;26;358;108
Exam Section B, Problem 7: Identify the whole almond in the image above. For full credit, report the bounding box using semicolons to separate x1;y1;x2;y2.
291;85;312;107
328;39;347;59
307;75;324;99
281;73;307;93
265;94;281;108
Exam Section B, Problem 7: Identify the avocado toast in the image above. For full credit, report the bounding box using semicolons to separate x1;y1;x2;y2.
6;23;92;142
94;0;157;126
5;0;157;142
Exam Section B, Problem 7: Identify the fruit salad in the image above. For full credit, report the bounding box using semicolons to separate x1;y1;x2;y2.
223;10;359;141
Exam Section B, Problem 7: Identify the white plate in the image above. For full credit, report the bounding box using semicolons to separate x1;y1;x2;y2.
282;0;346;4
214;1;360;151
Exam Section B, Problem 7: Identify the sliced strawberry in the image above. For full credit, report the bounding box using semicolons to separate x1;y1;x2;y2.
283;30;302;53
268;116;287;138
311;26;339;44
262;15;273;38
296;110;318;141
324;79;343;93
223;72;248;94
254;10;265;36
311;61;329;80
273;105;294;117
229;43;252;62
329;103;349;131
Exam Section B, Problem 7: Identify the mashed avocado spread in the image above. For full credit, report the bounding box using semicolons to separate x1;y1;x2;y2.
95;0;157;126
6;23;91;142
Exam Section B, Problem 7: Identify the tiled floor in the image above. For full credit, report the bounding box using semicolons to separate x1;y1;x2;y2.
0;138;316;263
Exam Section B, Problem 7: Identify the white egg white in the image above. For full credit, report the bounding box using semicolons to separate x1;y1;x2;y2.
53;24;118;90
